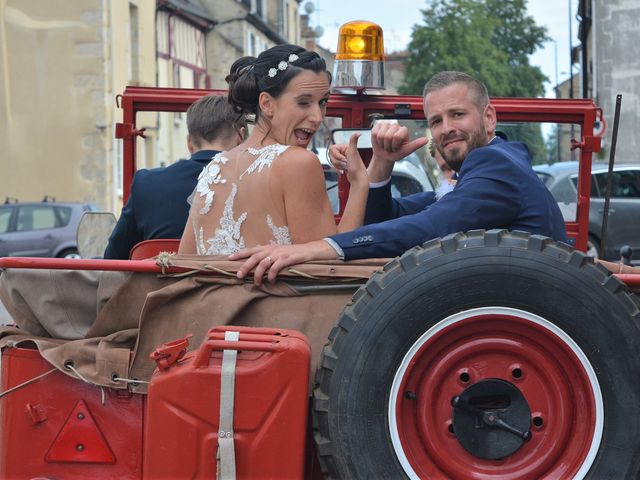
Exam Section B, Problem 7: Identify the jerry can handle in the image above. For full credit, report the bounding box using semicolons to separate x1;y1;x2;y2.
193;337;286;368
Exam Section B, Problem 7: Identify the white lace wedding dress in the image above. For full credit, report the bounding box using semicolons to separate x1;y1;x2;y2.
188;144;293;255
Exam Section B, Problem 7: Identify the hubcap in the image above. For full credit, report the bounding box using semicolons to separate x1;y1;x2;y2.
388;307;603;479
451;378;531;460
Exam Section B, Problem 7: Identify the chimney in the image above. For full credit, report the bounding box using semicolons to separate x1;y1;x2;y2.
300;14;316;51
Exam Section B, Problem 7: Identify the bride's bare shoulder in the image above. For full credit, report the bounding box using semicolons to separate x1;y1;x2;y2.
275;146;322;170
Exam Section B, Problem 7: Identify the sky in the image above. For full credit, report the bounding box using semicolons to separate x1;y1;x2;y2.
303;0;580;98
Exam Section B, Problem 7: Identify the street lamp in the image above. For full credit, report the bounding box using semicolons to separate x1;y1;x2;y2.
550;39;560;97
550;38;560;163
568;0;576;160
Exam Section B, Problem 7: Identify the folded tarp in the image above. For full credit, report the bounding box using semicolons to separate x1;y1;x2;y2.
0;255;387;393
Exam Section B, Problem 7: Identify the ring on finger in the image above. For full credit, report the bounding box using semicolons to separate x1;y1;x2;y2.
265;256;272;263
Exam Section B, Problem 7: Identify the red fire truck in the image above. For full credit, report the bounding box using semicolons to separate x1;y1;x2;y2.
1;21;640;479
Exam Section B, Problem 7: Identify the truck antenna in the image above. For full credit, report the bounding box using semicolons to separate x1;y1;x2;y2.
599;94;622;258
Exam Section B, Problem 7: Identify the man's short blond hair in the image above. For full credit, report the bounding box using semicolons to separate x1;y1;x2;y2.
423;71;489;113
187;94;247;148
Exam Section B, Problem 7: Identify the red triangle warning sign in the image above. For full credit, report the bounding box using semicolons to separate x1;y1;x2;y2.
45;399;115;463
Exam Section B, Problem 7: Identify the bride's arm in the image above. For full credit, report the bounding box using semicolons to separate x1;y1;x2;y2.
178;189;204;254
335;133;368;233
178;215;196;254
178;211;197;254
275;149;340;243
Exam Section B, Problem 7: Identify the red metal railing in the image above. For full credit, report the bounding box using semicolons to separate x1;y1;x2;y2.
116;87;600;253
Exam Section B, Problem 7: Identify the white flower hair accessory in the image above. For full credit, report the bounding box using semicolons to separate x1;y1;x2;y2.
266;53;300;78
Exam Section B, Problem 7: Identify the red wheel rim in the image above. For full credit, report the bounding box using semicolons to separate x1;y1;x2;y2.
388;307;603;480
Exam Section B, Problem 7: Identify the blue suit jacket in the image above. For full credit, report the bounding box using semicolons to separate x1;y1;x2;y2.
330;138;568;260
103;150;219;259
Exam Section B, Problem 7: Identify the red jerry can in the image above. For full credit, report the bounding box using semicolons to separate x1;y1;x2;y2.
0;346;143;479
143;326;311;479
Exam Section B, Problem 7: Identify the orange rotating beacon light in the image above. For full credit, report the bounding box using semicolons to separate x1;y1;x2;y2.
332;20;385;91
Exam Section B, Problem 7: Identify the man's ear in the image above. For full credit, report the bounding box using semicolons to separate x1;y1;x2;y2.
259;92;275;118
187;134;197;154
484;104;497;136
231;127;246;147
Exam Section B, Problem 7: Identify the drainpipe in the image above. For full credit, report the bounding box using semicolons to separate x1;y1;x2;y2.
579;0;590;98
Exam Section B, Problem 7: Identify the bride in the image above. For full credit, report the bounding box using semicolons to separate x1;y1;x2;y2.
178;45;368;255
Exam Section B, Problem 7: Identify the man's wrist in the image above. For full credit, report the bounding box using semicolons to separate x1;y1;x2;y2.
367;155;395;183
323;238;345;260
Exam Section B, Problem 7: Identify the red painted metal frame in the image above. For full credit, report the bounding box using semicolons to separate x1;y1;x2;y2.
1;256;634;292
117;87;598;253
0;347;144;478
113;87;640;287
0;257;165;273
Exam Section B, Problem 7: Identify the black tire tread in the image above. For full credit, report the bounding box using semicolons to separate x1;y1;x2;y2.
312;229;640;478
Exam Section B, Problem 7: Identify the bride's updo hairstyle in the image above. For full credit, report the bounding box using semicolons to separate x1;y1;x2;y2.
226;44;330;119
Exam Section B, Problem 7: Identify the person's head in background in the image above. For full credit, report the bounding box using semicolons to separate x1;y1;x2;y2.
186;94;248;154
226;44;331;149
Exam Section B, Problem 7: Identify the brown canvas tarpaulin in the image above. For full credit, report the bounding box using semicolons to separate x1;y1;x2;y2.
0;256;387;393
0;269;131;339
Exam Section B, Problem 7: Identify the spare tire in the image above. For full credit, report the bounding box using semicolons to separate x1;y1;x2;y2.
313;230;640;479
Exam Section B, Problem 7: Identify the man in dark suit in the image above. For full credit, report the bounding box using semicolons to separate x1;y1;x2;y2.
230;71;567;283
104;95;247;259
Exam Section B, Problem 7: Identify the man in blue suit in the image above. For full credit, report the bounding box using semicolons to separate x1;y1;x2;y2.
231;71;567;283
104;95;247;259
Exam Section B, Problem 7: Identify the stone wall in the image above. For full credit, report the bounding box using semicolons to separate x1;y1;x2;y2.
594;1;640;163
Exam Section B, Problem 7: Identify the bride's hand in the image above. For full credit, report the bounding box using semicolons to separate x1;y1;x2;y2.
345;133;368;186
328;143;347;173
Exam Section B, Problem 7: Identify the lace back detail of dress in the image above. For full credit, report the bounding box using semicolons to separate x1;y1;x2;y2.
198;183;247;255
195;152;228;214
266;214;291;245
192;144;293;255
240;144;290;179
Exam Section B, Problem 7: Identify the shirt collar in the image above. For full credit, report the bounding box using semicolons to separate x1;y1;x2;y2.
191;149;220;162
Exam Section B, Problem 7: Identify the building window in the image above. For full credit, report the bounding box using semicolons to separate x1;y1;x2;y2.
240;0;265;19
248;31;254;56
256;0;264;18
156;10;208;85
277;0;289;37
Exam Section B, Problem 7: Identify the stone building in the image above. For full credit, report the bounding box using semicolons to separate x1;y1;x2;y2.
561;0;640;163
0;0;156;213
0;0;301;213
154;0;301;177
589;1;640;163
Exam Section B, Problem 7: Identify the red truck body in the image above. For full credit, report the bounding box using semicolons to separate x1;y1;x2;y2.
2;86;640;479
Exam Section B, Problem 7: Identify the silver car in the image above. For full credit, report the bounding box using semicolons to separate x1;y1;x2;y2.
0;199;95;258
534;161;640;262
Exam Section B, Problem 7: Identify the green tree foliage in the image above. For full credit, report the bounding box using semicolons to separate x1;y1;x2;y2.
544;126;560;164
401;0;550;163
401;0;548;97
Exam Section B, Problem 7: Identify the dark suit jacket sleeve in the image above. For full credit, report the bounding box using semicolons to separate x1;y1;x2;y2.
364;182;437;224
103;173;145;259
331;154;521;260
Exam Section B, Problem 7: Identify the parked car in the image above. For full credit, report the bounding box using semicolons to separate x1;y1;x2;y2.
534;161;640;261
0;199;96;258
316;148;435;213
